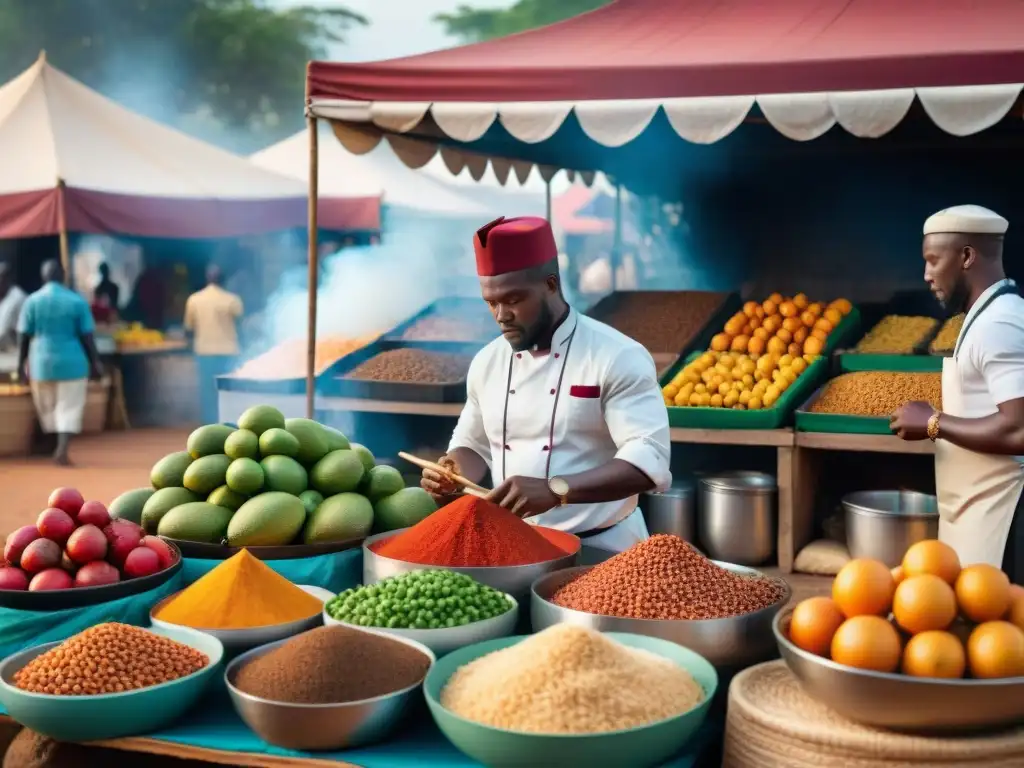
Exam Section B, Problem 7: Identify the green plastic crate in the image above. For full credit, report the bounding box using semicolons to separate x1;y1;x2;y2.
838;353;943;373
661;351;829;429
795;385;893;434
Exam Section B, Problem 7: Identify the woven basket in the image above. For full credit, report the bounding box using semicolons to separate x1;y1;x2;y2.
81;377;110;435
0;392;36;456
723;661;1024;768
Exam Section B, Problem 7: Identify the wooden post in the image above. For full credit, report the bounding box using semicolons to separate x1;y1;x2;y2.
612;183;623;291
57;179;71;286
305;115;319;420
545;179;552;222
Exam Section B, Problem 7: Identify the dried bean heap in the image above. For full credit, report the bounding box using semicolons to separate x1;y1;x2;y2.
14;623;208;696
344;348;472;384
930;314;965;354
591;292;726;354
810;371;941;417
402;313;496;342
855;315;937;354
552;535;786;620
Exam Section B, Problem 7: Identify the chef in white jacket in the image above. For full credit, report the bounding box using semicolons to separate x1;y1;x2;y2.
891;205;1024;583
421;216;672;558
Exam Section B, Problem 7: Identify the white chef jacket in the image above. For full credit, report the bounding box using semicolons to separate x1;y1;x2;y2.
448;308;672;537
0;285;26;351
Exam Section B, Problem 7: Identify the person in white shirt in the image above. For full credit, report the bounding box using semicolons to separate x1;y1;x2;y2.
184;265;243;424
891;205;1024;583
0;262;26;352
421;216;672;559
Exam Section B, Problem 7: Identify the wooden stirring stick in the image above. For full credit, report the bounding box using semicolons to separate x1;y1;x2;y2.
397;451;489;494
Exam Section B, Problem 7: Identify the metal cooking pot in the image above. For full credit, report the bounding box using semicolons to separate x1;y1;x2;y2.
640;480;696;542
842;490;938;567
698;471;777;566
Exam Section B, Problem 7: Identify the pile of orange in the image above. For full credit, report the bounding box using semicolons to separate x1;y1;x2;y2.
788;540;1024;679
710;294;852;359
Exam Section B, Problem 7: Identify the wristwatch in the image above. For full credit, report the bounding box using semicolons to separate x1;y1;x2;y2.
927;411;942;441
548;476;570;507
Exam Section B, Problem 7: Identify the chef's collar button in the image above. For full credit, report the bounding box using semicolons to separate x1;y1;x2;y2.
542;445;549;451
503;444;511;451
516;353;522;359
554;353;560;359
509;389;515;394
549;388;555;395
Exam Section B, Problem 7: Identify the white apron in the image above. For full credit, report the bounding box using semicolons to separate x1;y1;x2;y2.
935;283;1024;577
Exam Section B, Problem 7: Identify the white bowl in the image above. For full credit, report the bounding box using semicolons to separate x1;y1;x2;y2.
151;585;334;655
323;594;519;656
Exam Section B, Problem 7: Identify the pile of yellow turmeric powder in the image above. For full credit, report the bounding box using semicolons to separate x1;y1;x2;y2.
154;549;323;629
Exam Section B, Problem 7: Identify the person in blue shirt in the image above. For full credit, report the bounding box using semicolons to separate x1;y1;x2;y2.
16;260;103;466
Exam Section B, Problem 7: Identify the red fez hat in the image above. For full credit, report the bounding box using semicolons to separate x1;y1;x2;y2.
474;216;557;277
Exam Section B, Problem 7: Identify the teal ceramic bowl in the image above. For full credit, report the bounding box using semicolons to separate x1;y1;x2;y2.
0;624;224;741
424;632;717;768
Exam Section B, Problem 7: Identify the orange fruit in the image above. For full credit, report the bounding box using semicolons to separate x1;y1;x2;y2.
901;631;966;679
793;327;809;344
891;565;906;585
832;558;896;618
730;335;750;353
829;298;853;315
741;323;753;336
783;316;803;334
742;301;760;318
788;342;803;357
762;299;778;316
747;336;766;357
793;293;809;310
753;327;770;341
799;310;817;328
724;313;746;336
1010;584;1024;600
814;317;834;334
789;597;846;657
767;336;787;356
902;540;961;585
967;621;1024;678
763;315;782;333
1006;592;1024;631
807;302;824;317
779;301;798;318
776;327;793;344
892;574;958;634
955;564;1011;623
710;334;730;352
824;307;843;326
803;336;824;356
767;292;784;305
831;616;902;672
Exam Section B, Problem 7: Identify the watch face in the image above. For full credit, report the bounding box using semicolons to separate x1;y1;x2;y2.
549;477;569;496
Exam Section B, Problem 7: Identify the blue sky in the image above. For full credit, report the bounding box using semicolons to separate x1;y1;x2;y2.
269;0;514;61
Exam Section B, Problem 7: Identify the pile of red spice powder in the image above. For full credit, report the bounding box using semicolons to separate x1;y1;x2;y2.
371;496;574;567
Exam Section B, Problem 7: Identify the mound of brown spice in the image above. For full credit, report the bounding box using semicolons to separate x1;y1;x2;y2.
233;626;431;704
552;534;786;620
14;623;208;696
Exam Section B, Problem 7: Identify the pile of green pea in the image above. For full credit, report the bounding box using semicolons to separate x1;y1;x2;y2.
326;570;513;630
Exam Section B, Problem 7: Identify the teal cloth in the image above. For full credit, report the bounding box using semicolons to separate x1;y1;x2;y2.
145;687;717;767
0;571;185;659
18;282;95;381
180;548;362;594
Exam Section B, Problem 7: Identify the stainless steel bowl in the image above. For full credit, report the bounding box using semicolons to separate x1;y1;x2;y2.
151;585;333;656
530;563;790;671
773;609;1024;732
640;480;696;541
225;628;435;751
842;490;938;567
363;529;580;601
698;471;776;566
323;594;519;656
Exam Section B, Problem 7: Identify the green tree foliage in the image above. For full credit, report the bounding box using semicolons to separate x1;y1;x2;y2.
435;0;612;43
0;0;366;151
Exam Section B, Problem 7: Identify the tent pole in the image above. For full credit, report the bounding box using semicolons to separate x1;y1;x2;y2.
305;112;319;420
57;179;71;286
545;179;552;222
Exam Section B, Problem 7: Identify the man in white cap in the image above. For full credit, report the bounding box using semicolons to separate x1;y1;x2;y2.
891;205;1024;582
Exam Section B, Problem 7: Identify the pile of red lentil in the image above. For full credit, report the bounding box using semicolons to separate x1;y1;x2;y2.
551;535;786;620
14;623;208;696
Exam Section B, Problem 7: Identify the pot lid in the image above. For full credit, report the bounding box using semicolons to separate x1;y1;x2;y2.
645;479;695;499
700;471;776;494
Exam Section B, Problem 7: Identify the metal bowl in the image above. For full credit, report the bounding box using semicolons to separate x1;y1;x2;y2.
323;594;519;656
531;563;790;671
224;628;435;751
363;529;580;601
0;624;223;742
150;585;333;656
774;609;1024;732
842;490;938;567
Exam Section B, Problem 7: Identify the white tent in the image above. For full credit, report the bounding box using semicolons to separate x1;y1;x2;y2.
250;125;544;220
0;53;314;239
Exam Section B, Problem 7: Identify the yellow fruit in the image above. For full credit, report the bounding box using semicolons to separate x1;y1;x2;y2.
710;333;730;352
956;564;1011;623
710;393;724;407
901;631;966;679
833;559;896;618
767;336;787;356
967;621;1024;678
789;597;845;656
831;616;902;672
892;574;958;634
747;396;763;410
902;540;961;585
791;357;807;374
723;391;739;408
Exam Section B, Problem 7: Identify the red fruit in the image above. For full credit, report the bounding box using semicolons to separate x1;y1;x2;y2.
0;567;29;591
29;568;74;591
74;561;120;588
123;546;160;579
76;501;111;529
60;552;77;573
37;508;75;544
66;524;108;565
102;520;143;567
139;536;176;571
20;538;61;574
4;525;40;565
47;488;84;519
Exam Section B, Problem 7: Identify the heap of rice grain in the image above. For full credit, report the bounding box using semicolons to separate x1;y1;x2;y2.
440;625;704;734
